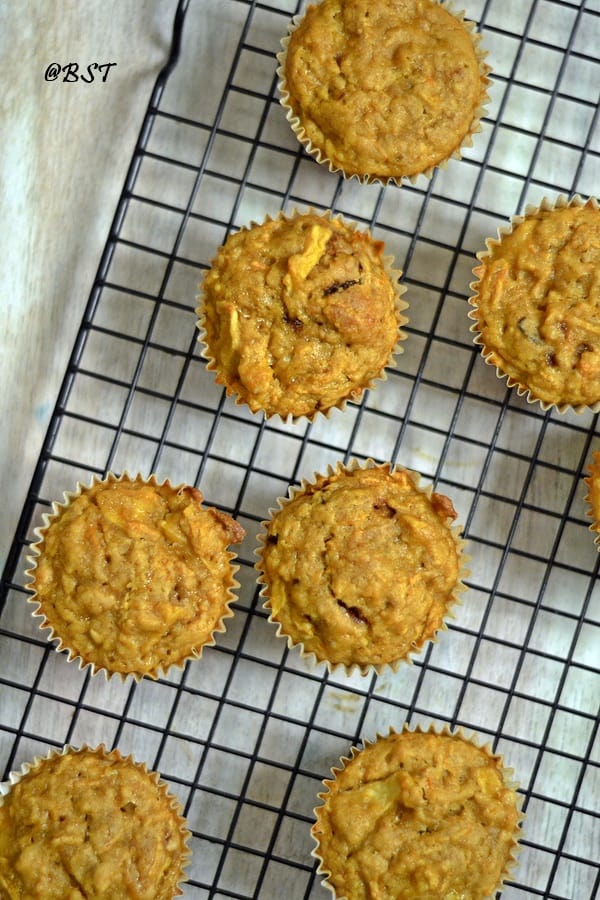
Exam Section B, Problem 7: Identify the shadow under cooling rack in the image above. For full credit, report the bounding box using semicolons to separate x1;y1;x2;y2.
1;1;599;898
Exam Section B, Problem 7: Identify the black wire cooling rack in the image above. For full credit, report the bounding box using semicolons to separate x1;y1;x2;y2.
1;1;599;897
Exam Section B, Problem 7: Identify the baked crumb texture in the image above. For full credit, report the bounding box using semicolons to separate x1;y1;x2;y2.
469;196;600;411
279;0;490;183
584;449;600;550
256;461;465;673
312;727;523;900
199;211;407;420
27;474;245;680
0;746;190;900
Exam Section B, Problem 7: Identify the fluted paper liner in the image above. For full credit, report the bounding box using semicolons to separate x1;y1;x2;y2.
25;472;245;682
196;208;409;423
311;723;524;900
469;194;600;415
0;744;191;899
255;459;468;676
277;0;491;186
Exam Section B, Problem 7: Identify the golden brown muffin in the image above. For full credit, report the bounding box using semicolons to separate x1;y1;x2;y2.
0;745;190;900
584;449;600;550
279;0;490;183
27;474;245;679
312;727;522;900
469;196;600;411
199;211;406;420
256;462;465;673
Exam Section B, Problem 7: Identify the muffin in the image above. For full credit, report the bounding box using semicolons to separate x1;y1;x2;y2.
198;210;407;420
278;0;491;184
0;745;190;899
26;473;245;680
469;195;600;412
256;461;465;673
584;449;600;550
312;725;523;900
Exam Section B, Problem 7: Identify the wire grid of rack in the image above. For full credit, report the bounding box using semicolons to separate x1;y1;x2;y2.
1;0;599;897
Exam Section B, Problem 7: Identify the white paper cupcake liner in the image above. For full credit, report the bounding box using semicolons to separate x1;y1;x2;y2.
255;458;468;677
469;194;600;415
277;0;491;186
0;744;191;899
25;472;244;682
196;208;409;423
311;722;524;900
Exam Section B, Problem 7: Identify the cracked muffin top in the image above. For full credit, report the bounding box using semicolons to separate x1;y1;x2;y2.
257;463;463;672
312;728;522;900
0;746;190;900
280;0;489;181
28;474;245;679
470;198;600;410
199;212;406;420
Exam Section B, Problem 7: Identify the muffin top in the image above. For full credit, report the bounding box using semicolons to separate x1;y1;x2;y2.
0;747;189;900
470;200;600;409
30;476;245;678
313;729;521;900
258;465;462;670
200;212;404;420
282;0;488;180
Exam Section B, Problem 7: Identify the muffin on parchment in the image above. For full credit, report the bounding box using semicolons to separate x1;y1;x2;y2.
198;210;407;421
469;195;600;412
0;745;190;900
256;461;465;674
312;725;523;900
278;0;491;184
26;473;245;680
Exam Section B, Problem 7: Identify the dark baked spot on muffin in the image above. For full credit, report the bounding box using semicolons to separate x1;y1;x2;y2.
373;498;396;517
283;313;304;331
324;278;362;295
431;492;458;522
337;599;369;626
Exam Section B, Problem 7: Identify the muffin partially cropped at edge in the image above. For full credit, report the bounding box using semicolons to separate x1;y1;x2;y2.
469;195;600;412
198;210;407;421
584;449;600;551
26;473;246;680
256;460;466;674
0;745;191;900
278;0;491;184
312;725;523;900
